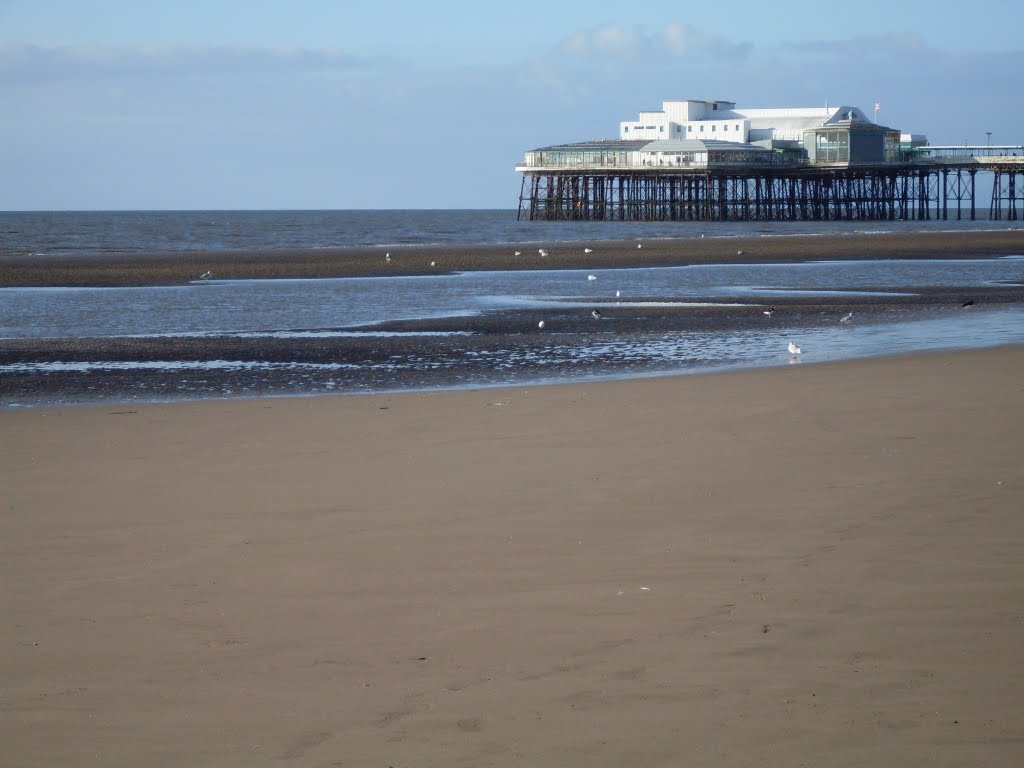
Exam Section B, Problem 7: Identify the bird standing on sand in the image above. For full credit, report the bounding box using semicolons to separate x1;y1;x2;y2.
514;251;522;256
637;243;643;249
199;270;212;281
592;310;603;319
385;253;391;263
584;247;593;253
538;320;545;329
615;290;621;299
538;248;548;257
840;312;853;323
763;306;776;317
788;342;802;355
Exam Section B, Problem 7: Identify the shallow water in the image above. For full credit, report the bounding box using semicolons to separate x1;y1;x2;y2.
3;306;1023;406
2;256;1023;407
2;257;1022;339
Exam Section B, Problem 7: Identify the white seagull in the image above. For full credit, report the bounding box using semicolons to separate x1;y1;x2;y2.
840;312;853;323
587;274;597;281
637;243;643;249
592;309;603;319
430;260;436;267
514;250;522;256
615;290;621;298
788;342;802;355
538;320;545;329
199;270;213;281
584;247;593;253
385;252;391;263
538;248;548;257
763;305;776;317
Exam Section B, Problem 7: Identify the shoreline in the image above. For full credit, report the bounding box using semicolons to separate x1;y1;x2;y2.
2;229;1023;287
4;341;1022;411
4;346;1023;766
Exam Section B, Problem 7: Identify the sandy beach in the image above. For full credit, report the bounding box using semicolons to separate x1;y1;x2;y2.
3;346;1023;766
3;229;1024;286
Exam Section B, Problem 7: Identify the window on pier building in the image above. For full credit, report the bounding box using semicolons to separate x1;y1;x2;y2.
815;130;850;163
883;132;900;163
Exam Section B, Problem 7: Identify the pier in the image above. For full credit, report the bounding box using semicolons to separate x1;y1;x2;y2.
516;98;1023;222
517;153;1024;223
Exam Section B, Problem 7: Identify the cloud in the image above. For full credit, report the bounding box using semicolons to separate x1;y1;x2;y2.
558;25;645;58
0;42;373;85
555;23;753;62
661;23;753;60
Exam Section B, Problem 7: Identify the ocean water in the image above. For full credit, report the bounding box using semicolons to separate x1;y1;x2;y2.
1;211;1022;406
2;208;1022;257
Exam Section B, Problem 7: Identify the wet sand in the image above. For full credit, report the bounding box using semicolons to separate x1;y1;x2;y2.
3;229;1023;286
3;346;1023;767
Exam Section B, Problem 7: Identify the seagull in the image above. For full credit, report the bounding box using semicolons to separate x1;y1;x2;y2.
430;260;436;267
514;250;522;256
199;270;212;281
592;309;603;319
584;247;593;253
538;320;545;329
763;306;776;317
840;311;853;323
637;243;643;249
538;248;548;257
587;274;597;281
961;300;974;308
737;250;744;255
385;252;391;263
788;342;802;355
615;290;621;298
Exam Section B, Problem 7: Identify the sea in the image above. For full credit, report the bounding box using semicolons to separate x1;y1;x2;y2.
2;209;1024;256
2;210;1023;407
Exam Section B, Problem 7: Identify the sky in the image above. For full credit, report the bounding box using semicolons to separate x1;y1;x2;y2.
2;0;1022;210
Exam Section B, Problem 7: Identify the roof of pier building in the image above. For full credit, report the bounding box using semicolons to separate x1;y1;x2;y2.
524;138;773;154
526;140;648;153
